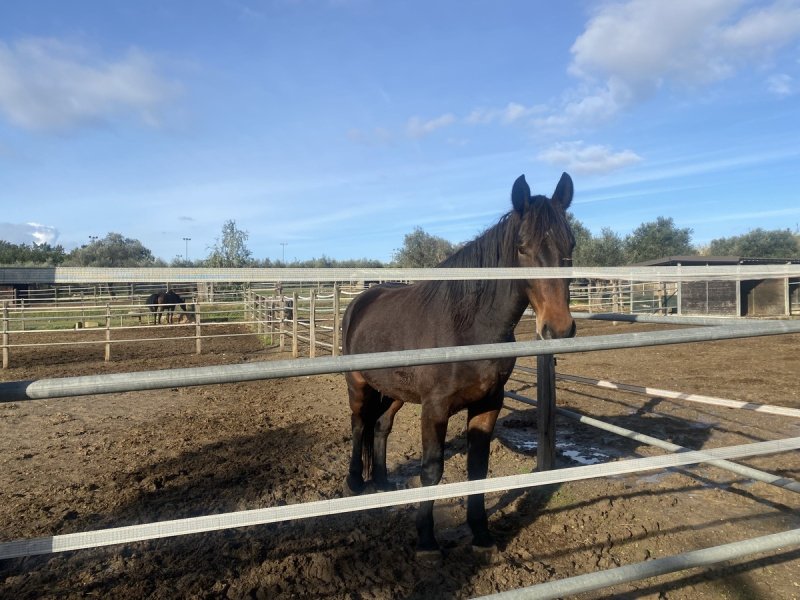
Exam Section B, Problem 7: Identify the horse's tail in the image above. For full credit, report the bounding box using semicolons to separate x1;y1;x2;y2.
361;413;375;482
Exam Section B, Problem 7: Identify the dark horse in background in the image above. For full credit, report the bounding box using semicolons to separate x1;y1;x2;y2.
342;173;576;558
146;291;194;324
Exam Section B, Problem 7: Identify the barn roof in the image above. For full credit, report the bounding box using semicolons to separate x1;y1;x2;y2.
633;255;800;267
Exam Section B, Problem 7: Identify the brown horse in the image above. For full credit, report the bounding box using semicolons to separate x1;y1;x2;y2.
341;173;576;558
145;291;194;324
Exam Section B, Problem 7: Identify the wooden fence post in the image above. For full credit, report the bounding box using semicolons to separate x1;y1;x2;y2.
104;304;111;362
279;292;286;352
269;296;275;336
309;289;316;358
2;301;9;369
536;353;557;471
332;283;340;357
195;302;202;354
292;292;299;358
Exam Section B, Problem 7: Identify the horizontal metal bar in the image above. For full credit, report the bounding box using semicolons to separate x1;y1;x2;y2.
1;437;797;560
571;311;753;326
2;320;800;402
2;265;800;284
479;528;800;600
505;391;800;493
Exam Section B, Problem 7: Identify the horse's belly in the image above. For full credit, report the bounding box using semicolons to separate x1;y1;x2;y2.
361;358;514;406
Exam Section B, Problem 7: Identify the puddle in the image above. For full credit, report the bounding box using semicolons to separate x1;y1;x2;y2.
496;418;611;465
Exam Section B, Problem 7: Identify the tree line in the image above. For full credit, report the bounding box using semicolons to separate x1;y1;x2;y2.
1;216;798;268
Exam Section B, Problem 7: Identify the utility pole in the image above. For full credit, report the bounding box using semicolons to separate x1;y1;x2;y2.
280;242;287;264
183;237;191;261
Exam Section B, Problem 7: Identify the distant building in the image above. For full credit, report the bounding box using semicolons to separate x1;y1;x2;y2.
635;256;800;317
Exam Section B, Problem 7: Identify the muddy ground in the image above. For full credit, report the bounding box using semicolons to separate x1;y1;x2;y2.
1;320;799;599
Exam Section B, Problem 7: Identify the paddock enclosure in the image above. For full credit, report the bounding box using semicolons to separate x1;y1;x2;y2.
1;266;799;599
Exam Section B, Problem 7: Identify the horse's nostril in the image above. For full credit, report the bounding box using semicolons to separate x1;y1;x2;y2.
568;320;577;338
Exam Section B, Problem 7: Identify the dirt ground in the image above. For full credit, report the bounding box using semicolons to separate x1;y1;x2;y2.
1;320;799;599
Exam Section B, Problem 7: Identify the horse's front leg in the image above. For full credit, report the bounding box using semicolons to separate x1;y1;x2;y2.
466;394;502;552
415;405;448;559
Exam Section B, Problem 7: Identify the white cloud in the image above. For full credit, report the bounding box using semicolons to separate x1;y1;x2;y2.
767;73;794;96
547;0;800;130
406;113;456;138
537;141;642;175
466;102;544;125
0;222;59;245
0;37;179;132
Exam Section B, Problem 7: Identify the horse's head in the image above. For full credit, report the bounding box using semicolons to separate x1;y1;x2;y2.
511;173;576;340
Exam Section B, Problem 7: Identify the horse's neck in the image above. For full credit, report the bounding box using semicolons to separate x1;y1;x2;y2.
468;280;530;341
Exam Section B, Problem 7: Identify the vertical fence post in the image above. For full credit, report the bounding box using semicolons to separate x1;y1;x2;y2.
255;293;262;335
785;277;790;317
269;296;275;337
332;283;340;357
279;292;286;352
195;302;202;354
629;280;634;313
245;289;252;328
536;353;557;471
2;301;9;369
104;304;111;362
309;289;316;358
292;292;299;358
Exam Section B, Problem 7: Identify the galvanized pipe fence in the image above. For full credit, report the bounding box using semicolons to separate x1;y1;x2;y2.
2;266;800;595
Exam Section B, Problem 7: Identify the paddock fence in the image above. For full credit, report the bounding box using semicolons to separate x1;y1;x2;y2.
1;265;800;598
2;265;799;366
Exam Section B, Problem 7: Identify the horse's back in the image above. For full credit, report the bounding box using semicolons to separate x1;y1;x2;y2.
342;283;419;354
162;291;183;304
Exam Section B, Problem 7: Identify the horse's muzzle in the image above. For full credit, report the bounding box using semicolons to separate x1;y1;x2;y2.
539;319;576;341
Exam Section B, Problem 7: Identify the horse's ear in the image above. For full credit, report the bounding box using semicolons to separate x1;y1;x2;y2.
511;174;531;214
552;172;573;212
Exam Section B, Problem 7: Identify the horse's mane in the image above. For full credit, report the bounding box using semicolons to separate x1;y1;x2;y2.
417;195;570;330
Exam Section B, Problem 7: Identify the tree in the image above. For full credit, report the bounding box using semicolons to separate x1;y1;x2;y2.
707;228;800;258
568;213;593;266
584;228;626;266
206;220;253;267
392;227;458;267
0;241;66;265
624;217;694;264
65;233;156;267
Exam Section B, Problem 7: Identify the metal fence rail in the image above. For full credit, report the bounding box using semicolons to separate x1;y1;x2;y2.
1;436;796;560
478;528;800;600
3;264;800;284
3;319;800;402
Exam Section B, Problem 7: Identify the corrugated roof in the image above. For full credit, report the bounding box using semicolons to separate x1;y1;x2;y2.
633;256;800;267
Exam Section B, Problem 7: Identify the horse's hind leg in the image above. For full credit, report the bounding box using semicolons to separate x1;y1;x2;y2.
415;405;448;557
466;393;503;551
344;372;380;496
372;397;403;490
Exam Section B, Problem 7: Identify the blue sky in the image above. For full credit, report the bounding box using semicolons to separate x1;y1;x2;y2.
1;0;799;263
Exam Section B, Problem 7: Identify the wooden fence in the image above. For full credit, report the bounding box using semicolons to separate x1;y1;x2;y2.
0;299;259;369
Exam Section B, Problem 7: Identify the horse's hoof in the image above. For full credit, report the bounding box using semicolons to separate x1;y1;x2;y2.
405;475;422;489
471;543;499;564
374;480;397;492
342;477;364;497
415;549;443;566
